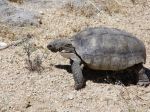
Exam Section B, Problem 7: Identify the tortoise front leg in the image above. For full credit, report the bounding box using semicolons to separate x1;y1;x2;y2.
71;60;86;90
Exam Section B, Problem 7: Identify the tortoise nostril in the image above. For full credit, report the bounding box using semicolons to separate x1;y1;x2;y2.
47;45;52;49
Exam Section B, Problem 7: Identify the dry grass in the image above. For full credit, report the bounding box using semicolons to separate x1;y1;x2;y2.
63;1;98;18
8;0;23;4
130;0;148;5
0;25;15;41
63;0;128;16
63;0;149;17
99;0;127;15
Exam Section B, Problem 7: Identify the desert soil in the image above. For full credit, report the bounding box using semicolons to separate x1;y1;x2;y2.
0;0;150;112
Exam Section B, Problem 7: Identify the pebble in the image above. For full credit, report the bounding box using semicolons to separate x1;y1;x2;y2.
0;42;7;50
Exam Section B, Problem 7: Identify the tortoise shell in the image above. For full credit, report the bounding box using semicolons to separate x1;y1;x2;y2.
71;27;146;70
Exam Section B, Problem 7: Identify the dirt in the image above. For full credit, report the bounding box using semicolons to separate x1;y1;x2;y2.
0;0;150;112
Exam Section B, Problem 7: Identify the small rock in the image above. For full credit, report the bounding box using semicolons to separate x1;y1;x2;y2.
0;42;7;49
39;11;44;15
67;93;74;100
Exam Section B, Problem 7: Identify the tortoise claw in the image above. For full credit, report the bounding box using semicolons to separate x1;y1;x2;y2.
137;81;150;87
74;83;86;90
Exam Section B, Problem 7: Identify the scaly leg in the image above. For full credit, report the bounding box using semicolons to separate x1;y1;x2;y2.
133;63;149;87
71;60;86;90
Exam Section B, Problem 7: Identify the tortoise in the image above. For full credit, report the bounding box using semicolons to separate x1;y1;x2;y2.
47;27;149;90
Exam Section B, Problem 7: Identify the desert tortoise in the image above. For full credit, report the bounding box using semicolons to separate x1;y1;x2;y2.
47;27;149;90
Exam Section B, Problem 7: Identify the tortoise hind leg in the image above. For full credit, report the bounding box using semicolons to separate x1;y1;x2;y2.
133;63;150;87
71;59;86;90
137;67;150;87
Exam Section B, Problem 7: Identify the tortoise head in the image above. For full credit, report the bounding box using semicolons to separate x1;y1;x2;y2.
47;39;74;53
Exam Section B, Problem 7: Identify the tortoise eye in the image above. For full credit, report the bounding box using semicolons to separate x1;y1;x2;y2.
65;44;71;47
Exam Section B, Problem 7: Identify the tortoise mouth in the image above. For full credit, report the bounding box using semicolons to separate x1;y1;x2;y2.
48;48;58;52
60;50;74;59
61;50;71;53
51;48;63;52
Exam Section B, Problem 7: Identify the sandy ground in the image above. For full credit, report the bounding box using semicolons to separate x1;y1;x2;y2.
0;0;150;112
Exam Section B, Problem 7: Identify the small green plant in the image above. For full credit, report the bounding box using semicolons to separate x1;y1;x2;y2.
24;42;44;73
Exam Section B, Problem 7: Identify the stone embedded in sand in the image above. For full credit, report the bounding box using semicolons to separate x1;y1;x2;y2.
0;42;7;49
